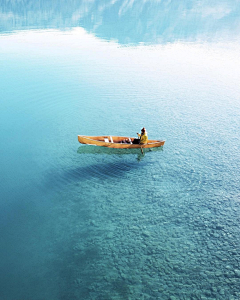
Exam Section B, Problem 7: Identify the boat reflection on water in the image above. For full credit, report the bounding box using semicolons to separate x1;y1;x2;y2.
77;145;163;161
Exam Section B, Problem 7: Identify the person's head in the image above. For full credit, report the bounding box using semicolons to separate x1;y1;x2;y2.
141;127;146;133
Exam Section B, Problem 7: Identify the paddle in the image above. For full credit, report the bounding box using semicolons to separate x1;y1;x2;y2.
137;132;144;154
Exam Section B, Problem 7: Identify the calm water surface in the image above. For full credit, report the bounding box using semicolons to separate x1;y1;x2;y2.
0;1;240;299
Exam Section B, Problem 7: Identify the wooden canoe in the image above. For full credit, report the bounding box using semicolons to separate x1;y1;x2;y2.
78;135;165;149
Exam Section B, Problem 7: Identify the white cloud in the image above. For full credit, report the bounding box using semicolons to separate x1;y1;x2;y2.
201;5;232;19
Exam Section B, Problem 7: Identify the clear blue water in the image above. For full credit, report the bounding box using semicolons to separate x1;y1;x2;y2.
1;1;240;299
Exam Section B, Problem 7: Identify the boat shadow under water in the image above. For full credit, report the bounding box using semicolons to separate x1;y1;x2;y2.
44;156;146;189
43;146;164;190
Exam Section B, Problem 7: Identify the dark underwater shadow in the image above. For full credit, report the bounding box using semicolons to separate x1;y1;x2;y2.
43;146;163;189
44;155;144;189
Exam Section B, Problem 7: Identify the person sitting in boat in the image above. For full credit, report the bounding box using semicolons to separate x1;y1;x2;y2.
133;127;148;144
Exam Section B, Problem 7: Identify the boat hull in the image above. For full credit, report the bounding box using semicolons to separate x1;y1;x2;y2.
78;135;165;149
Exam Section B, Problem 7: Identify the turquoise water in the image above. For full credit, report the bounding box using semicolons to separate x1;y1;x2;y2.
1;1;240;299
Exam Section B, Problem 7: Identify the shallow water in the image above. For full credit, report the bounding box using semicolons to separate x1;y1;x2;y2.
1;1;240;299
